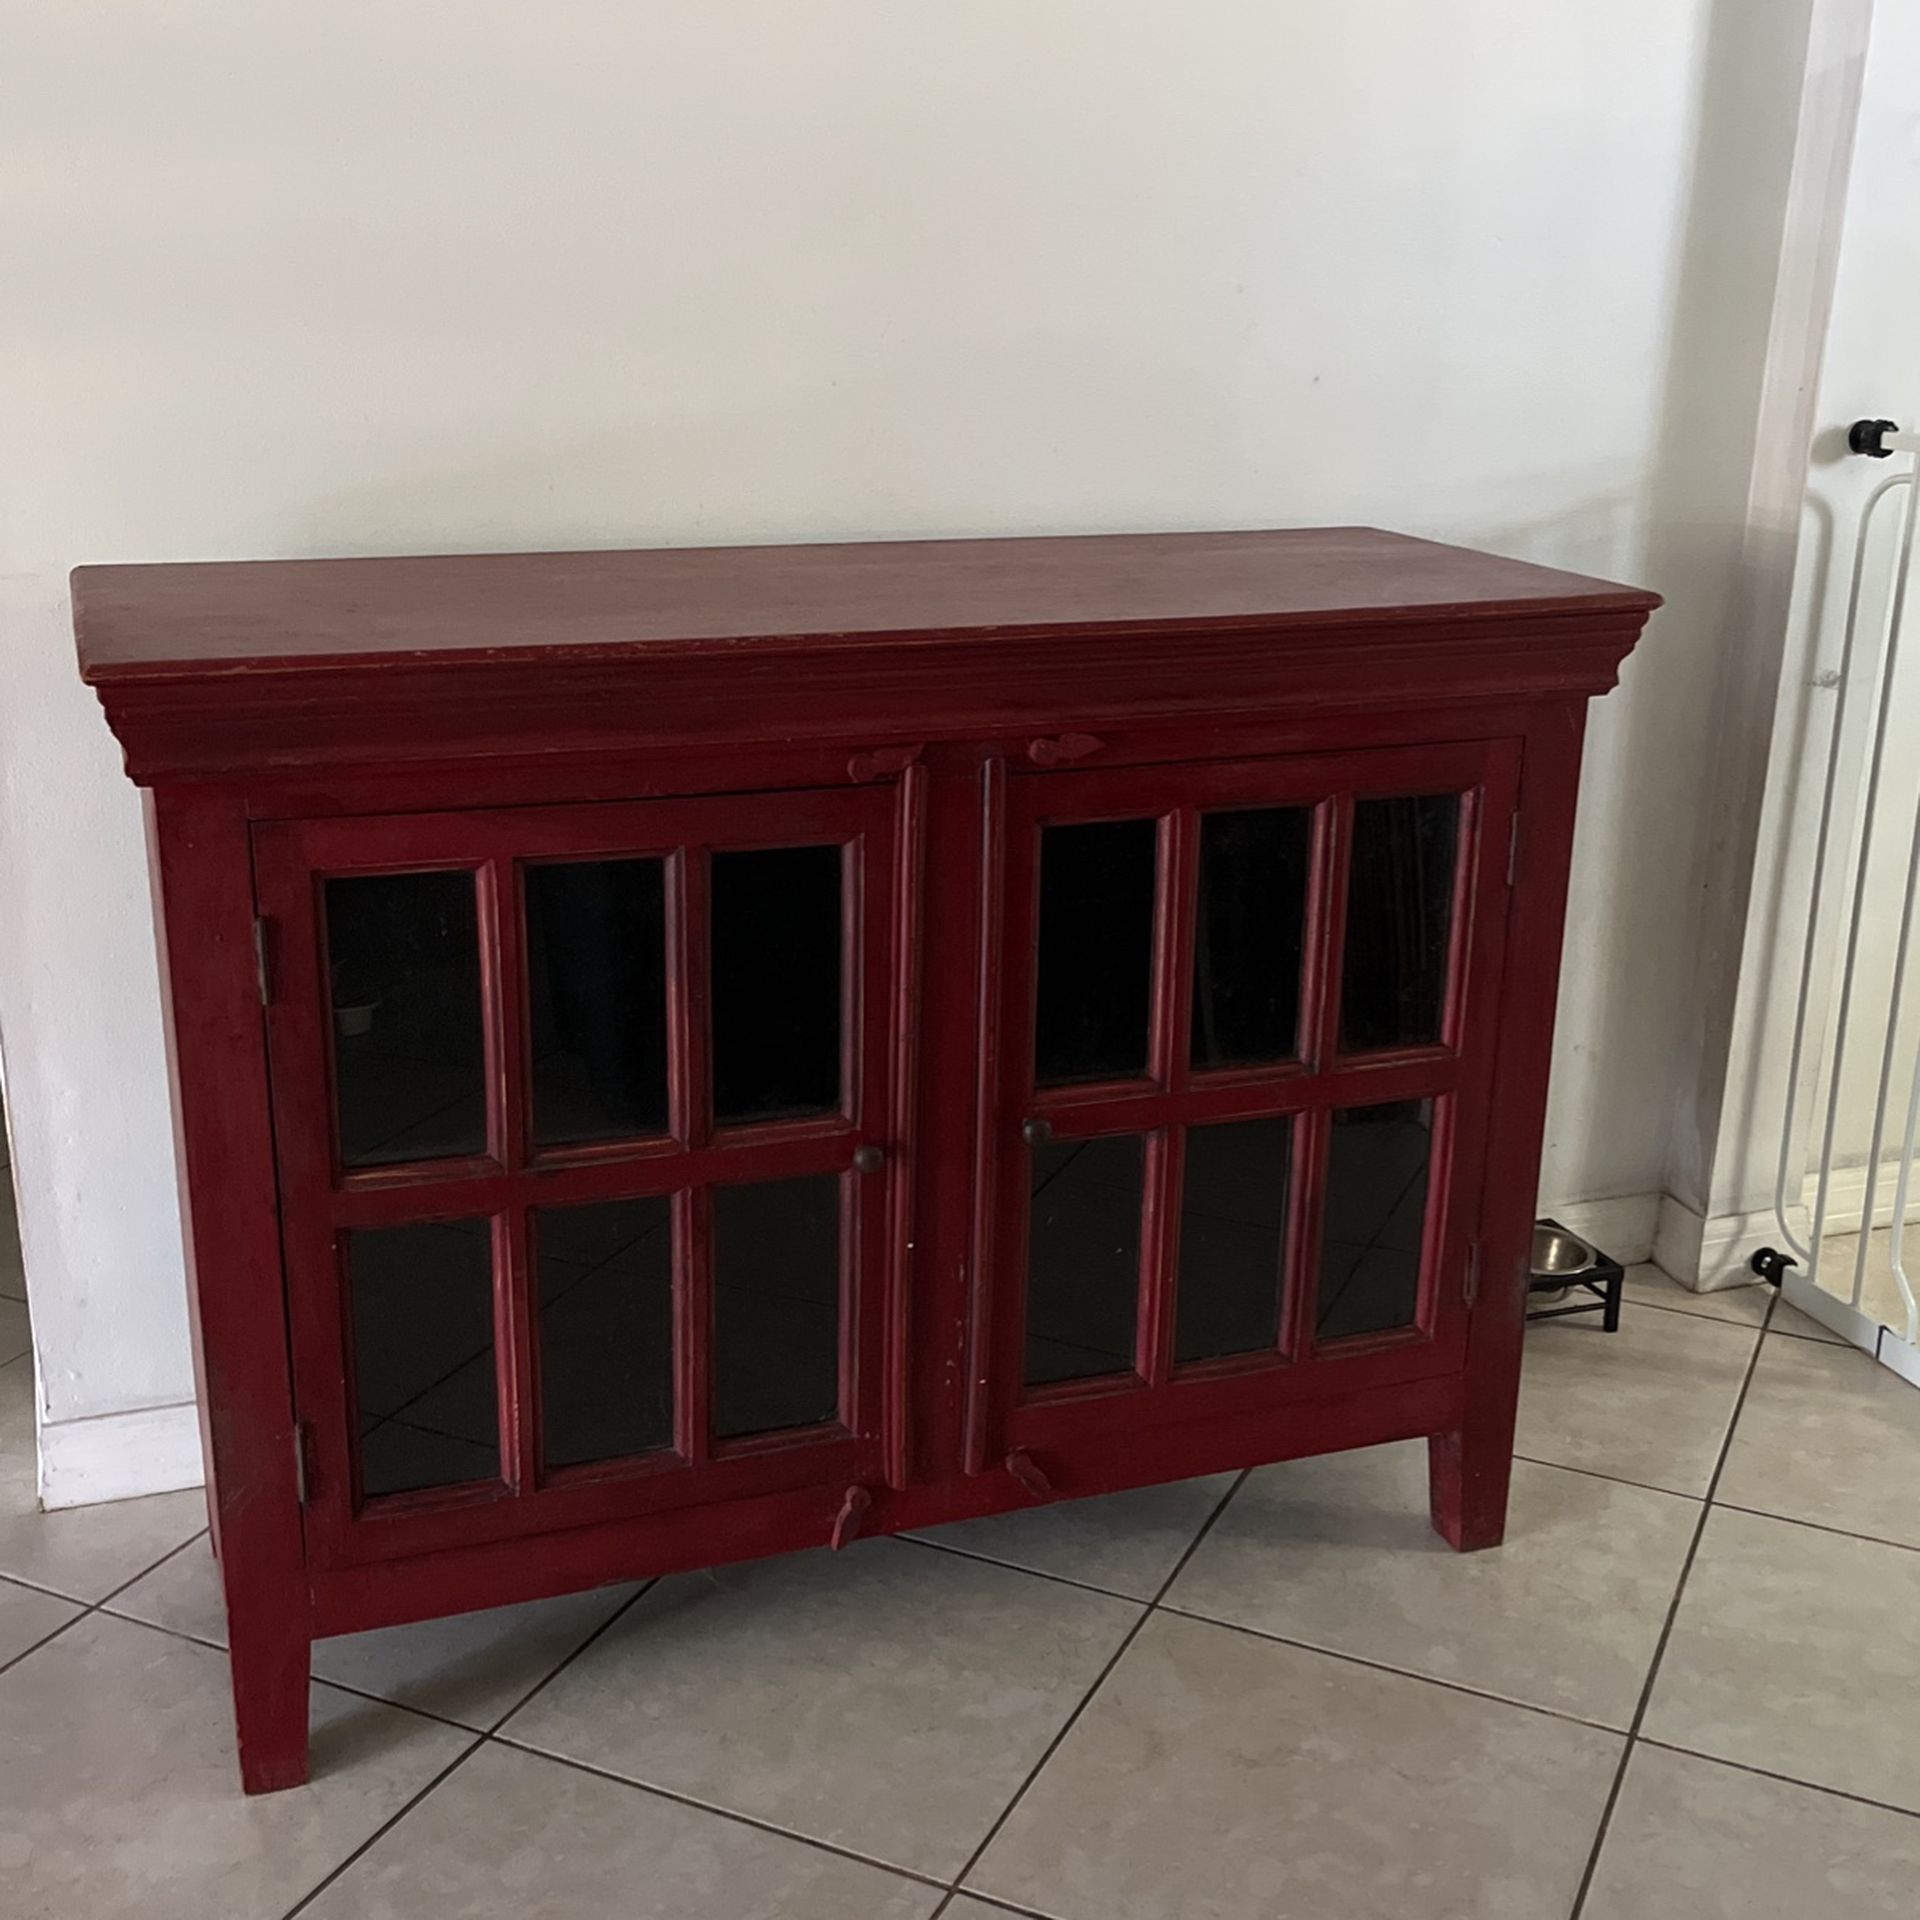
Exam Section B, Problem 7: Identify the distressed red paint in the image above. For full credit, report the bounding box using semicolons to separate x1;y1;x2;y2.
75;527;1656;1791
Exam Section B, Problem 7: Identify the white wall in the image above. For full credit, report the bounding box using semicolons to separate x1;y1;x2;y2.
1;2;1808;1498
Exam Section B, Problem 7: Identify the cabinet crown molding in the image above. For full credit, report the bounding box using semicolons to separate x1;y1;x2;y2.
74;527;1658;784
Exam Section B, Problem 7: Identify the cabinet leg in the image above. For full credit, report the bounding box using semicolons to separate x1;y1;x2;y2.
1428;1426;1512;1553
229;1615;312;1794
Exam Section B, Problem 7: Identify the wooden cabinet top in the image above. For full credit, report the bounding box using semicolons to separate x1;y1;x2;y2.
74;527;1653;675
74;527;1658;783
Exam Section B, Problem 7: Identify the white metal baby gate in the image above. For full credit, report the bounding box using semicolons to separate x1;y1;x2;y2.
1755;418;1920;1388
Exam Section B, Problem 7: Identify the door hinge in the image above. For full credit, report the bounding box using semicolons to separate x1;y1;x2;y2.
253;916;273;1007
1463;1240;1481;1311
1506;814;1521;888
292;1422;309;1505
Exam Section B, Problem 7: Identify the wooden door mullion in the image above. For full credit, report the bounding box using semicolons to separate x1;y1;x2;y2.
674;1183;714;1467
1017;1055;1461;1144
495;1206;539;1491
882;764;928;1489
1141;1124;1185;1387
1282;1107;1332;1362
669;846;712;1152
480;858;539;1493
1281;793;1350;1364
482;858;530;1173
1139;807;1198;1385
668;841;713;1468
1309;794;1354;1071
326;1129;853;1228
1152;808;1199;1092
1437;785;1483;1053
964;757;1013;1477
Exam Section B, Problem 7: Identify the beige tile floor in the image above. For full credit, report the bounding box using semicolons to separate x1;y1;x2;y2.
2;1255;1919;1917
1812;1223;1920;1338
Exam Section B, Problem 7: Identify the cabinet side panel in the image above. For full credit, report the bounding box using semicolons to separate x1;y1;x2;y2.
1430;701;1591;1548
146;788;311;1788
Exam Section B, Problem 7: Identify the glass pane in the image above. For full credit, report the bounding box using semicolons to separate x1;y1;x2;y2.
326;871;486;1167
1035;819;1158;1086
535;1197;673;1470
1316;1100;1433;1342
1024;1133;1144;1384
1191;808;1310;1070
1341;794;1460;1052
712;1175;841;1438
1176;1116;1291;1363
526;860;668;1147
347;1221;498;1498
711;846;843;1126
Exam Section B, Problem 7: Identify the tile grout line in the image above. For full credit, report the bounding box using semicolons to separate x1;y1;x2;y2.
277;1577;657;1920
1634;1736;1920;1825
1731;1317;1838;1346
0;1604;81;1681
485;1733;954;1894
1505;1443;1704;1505
894;1528;1154;1604
1149;1600;1632;1738
1563;1286;1780;1920
0;1523;210;1684
925;1466;1255;1919
87;1595;499;1740
96;1525;213;1605
50;1517;489;1741
279;1733;487;1920
1709;1498;1920;1559
1509;1449;1709;1501
1620;1293;1769;1330
1630;1293;1841;1347
480;1578;658;1736
933;1888;1061;1920
25;1564;784;1916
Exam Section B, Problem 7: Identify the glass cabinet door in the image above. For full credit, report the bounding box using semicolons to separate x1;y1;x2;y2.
978;740;1517;1464
256;784;903;1564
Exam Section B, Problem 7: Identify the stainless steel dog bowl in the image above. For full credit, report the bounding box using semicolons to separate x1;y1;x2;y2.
1531;1223;1601;1280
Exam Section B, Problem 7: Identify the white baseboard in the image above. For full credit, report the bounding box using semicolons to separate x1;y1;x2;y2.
1654;1162;1920;1297
1654;1193;1782;1292
1547;1193;1660;1268
1798;1164;1917;1238
36;1398;206;1512
1653;1193;1707;1288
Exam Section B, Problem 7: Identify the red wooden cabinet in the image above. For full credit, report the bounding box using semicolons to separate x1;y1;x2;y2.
75;527;1655;1791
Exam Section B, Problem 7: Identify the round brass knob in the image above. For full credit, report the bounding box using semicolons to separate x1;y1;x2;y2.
1022;1117;1054;1147
852;1144;885;1174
